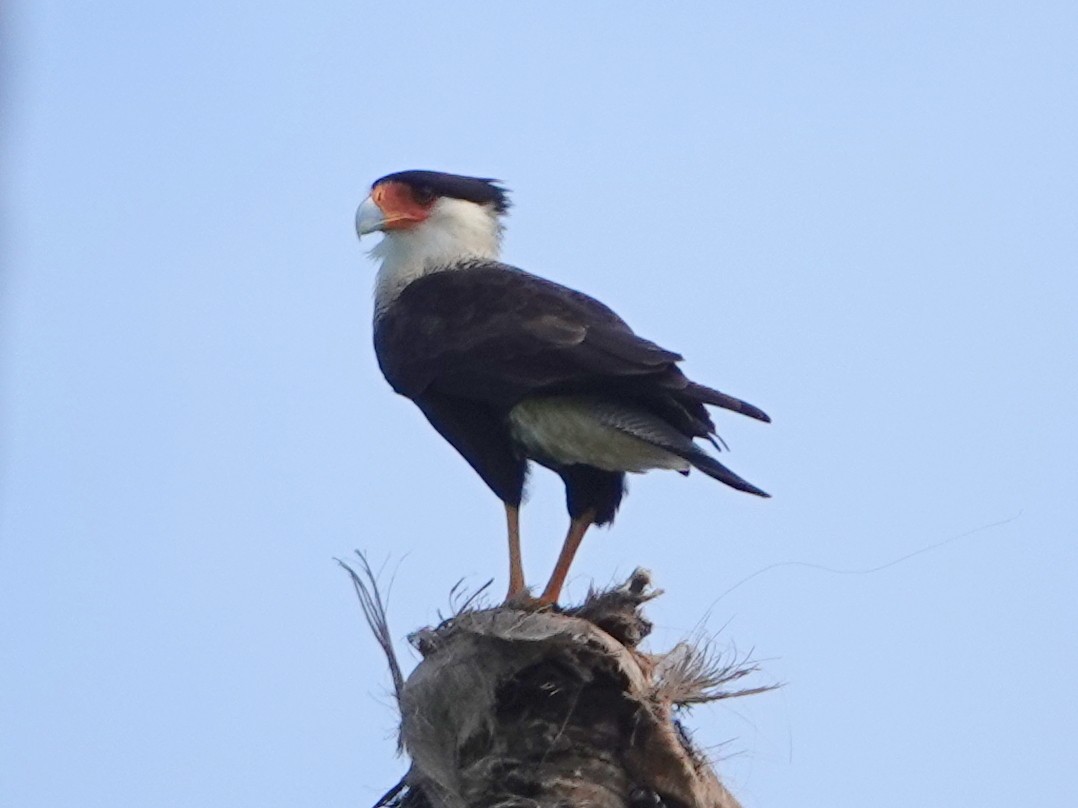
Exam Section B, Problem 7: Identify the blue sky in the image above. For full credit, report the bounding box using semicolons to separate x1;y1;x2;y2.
3;3;1076;806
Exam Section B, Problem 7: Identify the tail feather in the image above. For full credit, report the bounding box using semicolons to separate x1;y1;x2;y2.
685;381;771;423
577;398;771;499
685;449;771;498
587;398;770;498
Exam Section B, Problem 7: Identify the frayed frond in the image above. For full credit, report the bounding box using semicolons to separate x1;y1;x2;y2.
338;552;406;708
569;568;661;648
655;638;778;706
444;577;494;620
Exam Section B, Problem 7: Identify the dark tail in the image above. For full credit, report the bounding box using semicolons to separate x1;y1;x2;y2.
686;381;771;423
684;448;770;497
593;400;770;498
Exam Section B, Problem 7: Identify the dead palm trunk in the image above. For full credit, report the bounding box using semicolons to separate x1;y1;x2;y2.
342;560;772;808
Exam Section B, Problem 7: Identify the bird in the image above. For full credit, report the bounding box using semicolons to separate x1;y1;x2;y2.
356;170;770;605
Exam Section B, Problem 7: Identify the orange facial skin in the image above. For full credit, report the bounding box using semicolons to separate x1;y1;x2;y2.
371;181;434;230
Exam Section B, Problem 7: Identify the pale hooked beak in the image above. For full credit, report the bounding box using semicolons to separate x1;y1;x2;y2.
355;195;386;238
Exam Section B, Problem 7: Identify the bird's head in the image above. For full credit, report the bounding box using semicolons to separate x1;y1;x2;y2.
357;171;511;311
356;169;510;241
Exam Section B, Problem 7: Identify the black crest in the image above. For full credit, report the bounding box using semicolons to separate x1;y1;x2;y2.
373;170;512;214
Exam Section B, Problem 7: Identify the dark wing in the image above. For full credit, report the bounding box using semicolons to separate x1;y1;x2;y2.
374;263;768;432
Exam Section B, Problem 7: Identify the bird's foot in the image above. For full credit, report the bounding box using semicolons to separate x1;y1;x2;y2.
502;589;559;612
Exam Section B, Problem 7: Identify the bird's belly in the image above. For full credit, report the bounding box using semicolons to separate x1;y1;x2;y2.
508;396;690;474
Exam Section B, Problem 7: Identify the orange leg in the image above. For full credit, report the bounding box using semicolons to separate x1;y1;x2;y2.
505;504;526;600
538;511;595;605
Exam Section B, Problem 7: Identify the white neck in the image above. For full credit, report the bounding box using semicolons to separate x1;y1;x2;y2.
371;198;503;315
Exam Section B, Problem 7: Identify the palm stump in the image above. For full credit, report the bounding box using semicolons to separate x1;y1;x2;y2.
346;565;771;808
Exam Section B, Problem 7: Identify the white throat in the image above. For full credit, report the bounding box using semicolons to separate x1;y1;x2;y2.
371;198;503;315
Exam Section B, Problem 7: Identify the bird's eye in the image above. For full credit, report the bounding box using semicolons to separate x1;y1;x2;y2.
412;186;436;206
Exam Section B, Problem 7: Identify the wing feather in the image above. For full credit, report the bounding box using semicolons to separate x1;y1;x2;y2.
373;263;767;430
375;264;676;401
